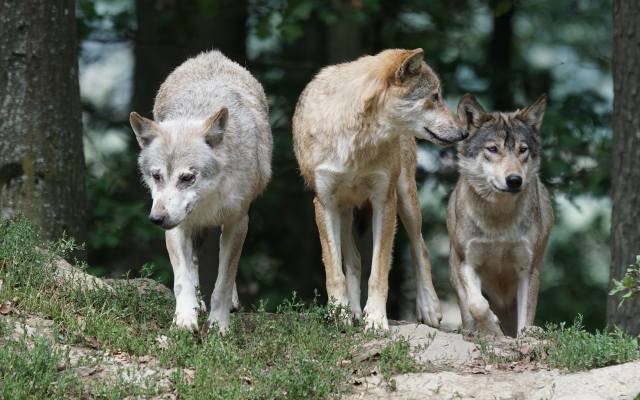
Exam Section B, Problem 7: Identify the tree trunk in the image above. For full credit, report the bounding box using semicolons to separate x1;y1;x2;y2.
488;0;515;110
608;0;640;335
0;0;86;248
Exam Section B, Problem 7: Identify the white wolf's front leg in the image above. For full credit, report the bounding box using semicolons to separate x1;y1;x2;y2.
166;227;200;331
209;215;249;333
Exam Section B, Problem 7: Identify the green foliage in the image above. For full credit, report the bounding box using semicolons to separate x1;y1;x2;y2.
534;316;640;371
610;255;640;308
0;338;79;400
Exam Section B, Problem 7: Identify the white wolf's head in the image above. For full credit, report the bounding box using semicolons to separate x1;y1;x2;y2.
129;108;229;230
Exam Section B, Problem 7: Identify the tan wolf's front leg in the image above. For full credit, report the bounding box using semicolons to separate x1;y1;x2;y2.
340;207;363;320
397;172;442;327
209;215;248;334
364;190;397;331
314;197;349;311
166;227;200;331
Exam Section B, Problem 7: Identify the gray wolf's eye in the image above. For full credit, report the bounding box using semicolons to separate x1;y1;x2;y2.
486;146;498;153
179;173;196;184
432;93;440;102
519;146;528;154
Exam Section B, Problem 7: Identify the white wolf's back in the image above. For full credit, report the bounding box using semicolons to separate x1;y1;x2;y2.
153;50;272;195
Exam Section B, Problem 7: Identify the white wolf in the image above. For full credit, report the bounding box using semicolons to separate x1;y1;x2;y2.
129;50;272;333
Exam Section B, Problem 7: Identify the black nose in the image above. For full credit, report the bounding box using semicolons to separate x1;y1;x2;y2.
459;129;469;140
506;175;523;190
149;214;165;226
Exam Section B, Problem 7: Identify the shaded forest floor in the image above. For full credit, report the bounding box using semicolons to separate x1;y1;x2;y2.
1;217;640;399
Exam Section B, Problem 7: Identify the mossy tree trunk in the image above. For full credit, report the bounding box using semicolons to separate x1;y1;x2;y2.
609;0;640;335
0;0;86;248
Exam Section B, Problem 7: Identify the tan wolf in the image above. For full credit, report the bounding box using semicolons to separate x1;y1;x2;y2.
447;94;553;337
129;50;272;333
292;48;468;330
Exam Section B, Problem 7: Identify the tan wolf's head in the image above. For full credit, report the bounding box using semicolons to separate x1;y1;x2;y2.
129;108;229;229
455;94;547;197
368;49;468;146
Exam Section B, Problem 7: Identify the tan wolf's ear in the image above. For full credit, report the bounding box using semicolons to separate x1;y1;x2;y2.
203;107;228;147
394;48;424;83
518;94;547;132
129;112;160;149
457;94;487;130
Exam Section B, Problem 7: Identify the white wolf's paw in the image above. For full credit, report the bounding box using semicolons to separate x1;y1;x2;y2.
416;295;442;328
174;310;199;332
363;304;389;331
231;285;240;312
208;309;231;335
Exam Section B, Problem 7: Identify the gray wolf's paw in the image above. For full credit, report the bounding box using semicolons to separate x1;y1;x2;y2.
416;296;442;328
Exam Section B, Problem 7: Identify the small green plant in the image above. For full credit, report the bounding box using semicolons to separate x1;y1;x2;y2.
534;315;640;371
610;255;640;308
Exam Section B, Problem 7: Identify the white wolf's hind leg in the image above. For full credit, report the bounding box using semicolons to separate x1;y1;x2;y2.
166;227;200;332
231;282;240;312
209;215;249;334
341;207;362;320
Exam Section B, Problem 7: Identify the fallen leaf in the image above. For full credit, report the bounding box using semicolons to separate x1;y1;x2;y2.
87;336;100;349
242;376;252;385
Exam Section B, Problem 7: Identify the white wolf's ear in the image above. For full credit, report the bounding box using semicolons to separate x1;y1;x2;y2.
517;94;547;132
203;107;228;147
395;48;423;83
457;94;487;130
129;112;160;149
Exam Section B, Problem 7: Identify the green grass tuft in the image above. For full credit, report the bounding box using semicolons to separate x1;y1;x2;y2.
535;315;640;371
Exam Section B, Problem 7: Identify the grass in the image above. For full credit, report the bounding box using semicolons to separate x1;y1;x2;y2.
533;316;640;371
0;216;421;399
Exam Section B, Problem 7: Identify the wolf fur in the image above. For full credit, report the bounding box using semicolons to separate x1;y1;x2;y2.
292;49;468;330
447;94;553;337
129;50;272;332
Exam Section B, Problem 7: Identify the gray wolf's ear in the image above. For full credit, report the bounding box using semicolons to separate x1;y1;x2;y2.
457;94;487;130
517;94;547;132
129;112;160;149
395;48;424;83
203;107;228;147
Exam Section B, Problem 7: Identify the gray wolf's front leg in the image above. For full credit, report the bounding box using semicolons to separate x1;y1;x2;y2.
209;215;249;333
166;227;200;331
459;263;503;336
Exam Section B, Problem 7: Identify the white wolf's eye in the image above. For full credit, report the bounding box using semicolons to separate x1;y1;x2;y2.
179;173;196;184
151;172;162;182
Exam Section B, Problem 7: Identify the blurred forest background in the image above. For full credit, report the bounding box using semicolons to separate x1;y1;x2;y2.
1;0;624;331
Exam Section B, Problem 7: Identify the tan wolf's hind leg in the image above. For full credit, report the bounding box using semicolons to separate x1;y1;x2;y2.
209;215;248;334
314;197;350;312
340;207;362;319
397;169;442;327
364;191;397;331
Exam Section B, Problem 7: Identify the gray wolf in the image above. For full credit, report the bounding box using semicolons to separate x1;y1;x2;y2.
292;48;468;330
447;94;553;337
129;50;272;332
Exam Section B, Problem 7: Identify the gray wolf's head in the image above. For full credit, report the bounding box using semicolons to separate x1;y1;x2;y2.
372;49;468;146
129;108;228;229
455;94;547;197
